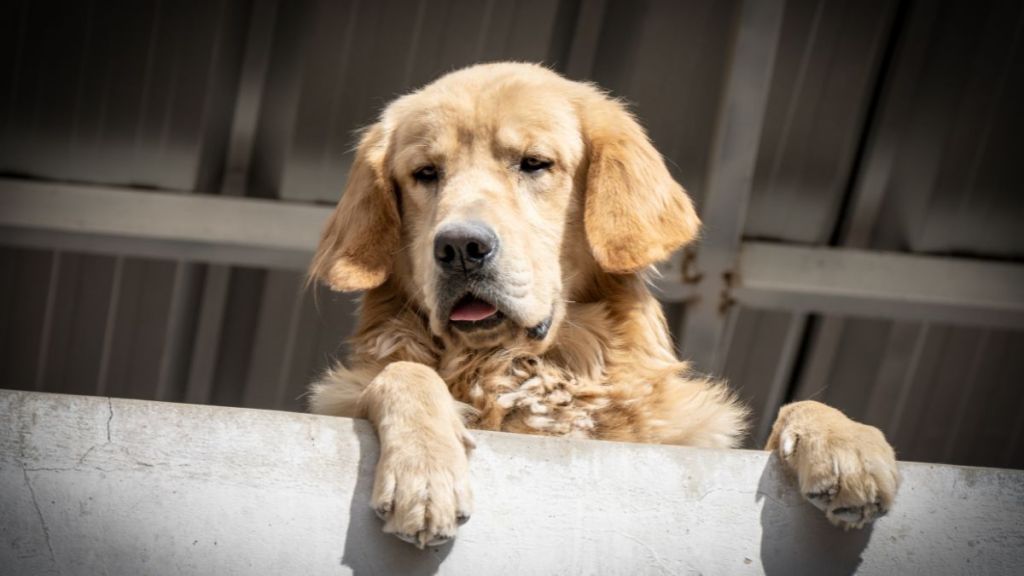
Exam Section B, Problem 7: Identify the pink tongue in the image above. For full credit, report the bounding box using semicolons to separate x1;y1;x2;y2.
450;298;498;322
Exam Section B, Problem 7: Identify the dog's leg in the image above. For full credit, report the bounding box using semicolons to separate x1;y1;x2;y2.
360;361;475;548
766;401;901;529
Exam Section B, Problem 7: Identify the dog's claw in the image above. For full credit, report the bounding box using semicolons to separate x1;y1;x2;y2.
394;532;419;546
426;534;453;547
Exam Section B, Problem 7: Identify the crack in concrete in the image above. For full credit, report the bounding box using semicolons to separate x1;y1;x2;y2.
22;468;57;570
75;446;97;468
25;454;165;474
61;400;114;470
692;487;798;509
21;400;160;475
105;398;113;443
613;530;680;575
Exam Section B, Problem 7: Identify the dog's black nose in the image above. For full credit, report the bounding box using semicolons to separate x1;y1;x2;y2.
434;221;499;273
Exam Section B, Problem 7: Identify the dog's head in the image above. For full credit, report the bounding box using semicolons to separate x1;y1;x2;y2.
310;63;700;349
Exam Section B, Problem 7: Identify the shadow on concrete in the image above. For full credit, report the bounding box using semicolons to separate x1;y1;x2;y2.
757;453;873;576
341;420;454;575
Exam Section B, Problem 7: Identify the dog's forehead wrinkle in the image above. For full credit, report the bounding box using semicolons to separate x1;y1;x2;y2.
389;72;581;163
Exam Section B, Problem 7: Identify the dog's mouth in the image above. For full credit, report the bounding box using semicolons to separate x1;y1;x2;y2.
449;294;506;331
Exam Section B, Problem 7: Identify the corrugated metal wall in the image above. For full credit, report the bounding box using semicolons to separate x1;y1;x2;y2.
1;0;1022;468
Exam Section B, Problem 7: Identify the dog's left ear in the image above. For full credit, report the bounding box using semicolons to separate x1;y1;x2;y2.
577;89;701;273
308;123;400;292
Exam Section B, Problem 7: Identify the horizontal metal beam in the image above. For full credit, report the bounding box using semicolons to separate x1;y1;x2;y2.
735;242;1024;329
4;389;1024;574
0;178;330;270
2;179;1022;329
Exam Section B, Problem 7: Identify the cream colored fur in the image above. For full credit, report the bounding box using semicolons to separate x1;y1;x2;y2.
308;62;900;547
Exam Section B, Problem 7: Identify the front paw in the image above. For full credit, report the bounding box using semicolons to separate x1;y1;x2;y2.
371;422;475;548
767;401;901;529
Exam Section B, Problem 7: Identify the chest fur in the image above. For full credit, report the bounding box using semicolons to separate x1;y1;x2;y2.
439;352;624;438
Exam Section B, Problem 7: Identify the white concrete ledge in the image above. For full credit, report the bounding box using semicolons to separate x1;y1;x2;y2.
2;390;1023;575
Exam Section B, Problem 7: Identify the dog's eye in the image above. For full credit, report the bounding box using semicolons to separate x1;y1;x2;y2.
413;165;439;183
520;156;553;173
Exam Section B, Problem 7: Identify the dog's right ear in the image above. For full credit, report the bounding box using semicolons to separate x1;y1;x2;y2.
308;124;400;292
577;87;701;273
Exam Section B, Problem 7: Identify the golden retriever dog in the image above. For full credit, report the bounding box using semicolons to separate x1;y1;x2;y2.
307;62;900;548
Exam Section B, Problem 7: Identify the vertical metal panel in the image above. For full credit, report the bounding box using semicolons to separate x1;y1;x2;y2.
0;249;57;390
94;257;124;396
185;268;230;405
154;264;205;402
1005;333;1024;467
744;0;895;243
281;286;361;413
951;332;1024;467
209;267;266;407
242;270;304;409
243;272;363;412
36;254;117;395
720;308;803;448
0;0;246;191
817;319;895;417
562;0;607;79
870;0;1024;256
33;253;61;392
910;1;1024;256
103;259;177;401
902;327;993;464
860;322;927;433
